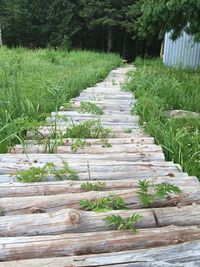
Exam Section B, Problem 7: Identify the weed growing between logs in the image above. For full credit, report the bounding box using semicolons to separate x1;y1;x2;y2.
79;195;127;212
128;58;200;178
105;214;142;232
79;101;104;115
0;47;122;152
81;182;106;191
64;120;111;139
137;180;181;207
16;161;78;183
70;139;89;152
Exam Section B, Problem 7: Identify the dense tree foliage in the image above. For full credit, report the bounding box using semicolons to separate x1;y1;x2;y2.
0;0;199;59
134;0;200;41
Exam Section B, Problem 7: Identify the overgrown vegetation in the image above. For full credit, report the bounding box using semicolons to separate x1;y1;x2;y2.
105;213;142;232
64;120;111;139
0;47;122;152
137;180;181;207
79;101;104;115
128;58;200;178
16;161;79;182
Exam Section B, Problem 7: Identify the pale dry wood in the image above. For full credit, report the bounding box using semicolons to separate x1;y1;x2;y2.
0;160;179;174
1;240;200;267
24;137;155;145
0;226;200;261
0;152;165;164
11;143;163;154
0;187;198;215
1;205;200;237
0;176;197;197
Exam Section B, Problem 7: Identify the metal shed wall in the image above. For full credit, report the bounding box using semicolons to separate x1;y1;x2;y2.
163;31;200;69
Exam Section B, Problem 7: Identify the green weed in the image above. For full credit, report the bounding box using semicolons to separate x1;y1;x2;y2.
105;213;142;232
64;120;111;139
79;195;127;212
79;101;104;115
81;181;106;191
137;179;181;207
16;161;78;183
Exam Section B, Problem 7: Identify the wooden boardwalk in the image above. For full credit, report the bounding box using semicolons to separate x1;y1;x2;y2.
0;66;200;266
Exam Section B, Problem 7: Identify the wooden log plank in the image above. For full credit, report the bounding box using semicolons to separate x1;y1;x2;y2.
11;143;163;154
24;137;155;145
0;152;165;163
0;187;198;215
1;240;200;267
0;226;200;261
0;208;156;236
1;205;200;237
0;176;197;197
0;160;179;174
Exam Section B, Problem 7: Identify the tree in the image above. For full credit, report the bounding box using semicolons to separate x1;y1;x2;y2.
80;0;133;52
132;0;200;41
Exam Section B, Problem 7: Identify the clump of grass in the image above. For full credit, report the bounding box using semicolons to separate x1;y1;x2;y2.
0;208;5;216
81;181;106;191
137;179;182;207
16;161;78;183
128;58;200;178
105;213;142;232
64;120;111;139
79;195;127;212
79;101;104;115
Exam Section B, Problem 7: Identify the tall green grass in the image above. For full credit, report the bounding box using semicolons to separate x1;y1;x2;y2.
0;47;122;152
128;58;200;179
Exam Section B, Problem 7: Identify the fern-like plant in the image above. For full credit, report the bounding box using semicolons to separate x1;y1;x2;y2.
105;213;142;232
79;195;127;212
137;179;182;207
79;101;104;115
81;181;106;191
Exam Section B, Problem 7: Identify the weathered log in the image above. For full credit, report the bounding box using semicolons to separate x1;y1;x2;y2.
0;226;200;261
1;240;199;267
0;187;198;215
11;143;163;154
24;137;155;145
0;205;200;237
0;176;197;197
0;152;165;163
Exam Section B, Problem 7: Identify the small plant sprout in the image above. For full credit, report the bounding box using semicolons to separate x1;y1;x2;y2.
79;195;127;212
137;180;154;207
16;161;78;183
124;128;132;133
105;213;142;232
0;208;5;216
64;120;111;139
79;101;104;115
70;138;88;152
102;138;112;147
81;181;106;191
137;179;182;207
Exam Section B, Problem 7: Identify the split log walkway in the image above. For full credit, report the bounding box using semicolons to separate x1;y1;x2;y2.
0;66;200;266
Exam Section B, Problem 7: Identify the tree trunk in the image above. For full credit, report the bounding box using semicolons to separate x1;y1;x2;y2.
122;33;127;59
107;27;113;52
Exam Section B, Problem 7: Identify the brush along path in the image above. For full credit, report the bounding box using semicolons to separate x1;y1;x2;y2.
0;66;200;265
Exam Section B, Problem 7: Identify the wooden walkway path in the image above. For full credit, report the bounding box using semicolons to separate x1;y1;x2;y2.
0;66;200;266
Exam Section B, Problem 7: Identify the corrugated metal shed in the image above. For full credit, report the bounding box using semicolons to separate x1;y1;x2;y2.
163;31;200;69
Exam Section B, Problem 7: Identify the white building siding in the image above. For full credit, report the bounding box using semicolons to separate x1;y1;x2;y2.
163;31;200;70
